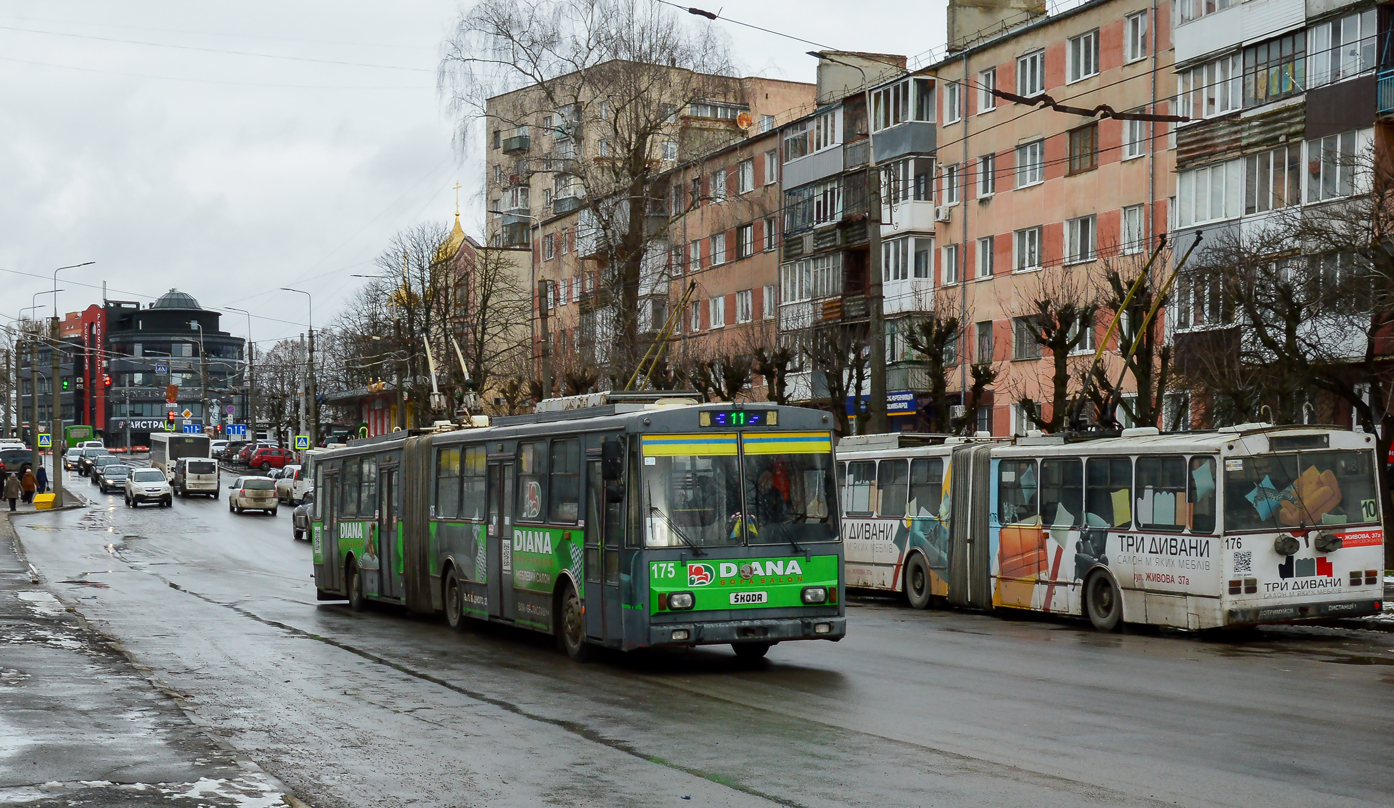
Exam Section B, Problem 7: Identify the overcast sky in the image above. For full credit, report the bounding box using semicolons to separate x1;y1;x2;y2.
0;0;951;349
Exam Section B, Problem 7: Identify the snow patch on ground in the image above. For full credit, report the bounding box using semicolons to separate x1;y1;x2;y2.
14;591;64;618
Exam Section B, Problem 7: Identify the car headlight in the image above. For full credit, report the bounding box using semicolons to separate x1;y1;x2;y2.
668;592;695;610
801;586;828;604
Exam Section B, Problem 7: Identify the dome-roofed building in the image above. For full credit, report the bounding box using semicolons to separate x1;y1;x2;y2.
149;289;202;310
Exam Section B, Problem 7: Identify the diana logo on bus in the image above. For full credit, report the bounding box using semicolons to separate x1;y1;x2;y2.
698;409;776;427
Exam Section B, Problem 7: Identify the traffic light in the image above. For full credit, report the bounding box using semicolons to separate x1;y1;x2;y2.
103;375;112;386
168;410;177;422
61;378;70;391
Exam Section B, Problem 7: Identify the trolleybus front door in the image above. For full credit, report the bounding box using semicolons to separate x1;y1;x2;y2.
584;459;605;640
378;467;399;600
487;461;516;621
323;472;340;592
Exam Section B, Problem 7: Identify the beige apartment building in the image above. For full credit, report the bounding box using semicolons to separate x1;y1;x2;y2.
928;0;1176;434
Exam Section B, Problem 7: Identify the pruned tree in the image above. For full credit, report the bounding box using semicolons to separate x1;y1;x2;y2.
1087;242;1177;430
804;320;868;437
902;296;961;433
955;361;998;435
441;0;737;383
1007;264;1100;432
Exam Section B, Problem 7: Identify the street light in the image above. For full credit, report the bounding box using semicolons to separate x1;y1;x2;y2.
280;288;316;447
224;307;256;441
52;261;94;319
807;51;889;434
189;320;210;436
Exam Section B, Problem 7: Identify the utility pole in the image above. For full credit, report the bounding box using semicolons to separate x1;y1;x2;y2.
227;307;255;441
281;288;315;447
49;317;63;507
29;331;39;473
537;279;552;400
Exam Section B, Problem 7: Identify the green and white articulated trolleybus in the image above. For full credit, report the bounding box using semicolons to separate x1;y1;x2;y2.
308;393;845;660
836;424;1385;631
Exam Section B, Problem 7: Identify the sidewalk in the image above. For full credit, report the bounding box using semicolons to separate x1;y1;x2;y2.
0;505;295;806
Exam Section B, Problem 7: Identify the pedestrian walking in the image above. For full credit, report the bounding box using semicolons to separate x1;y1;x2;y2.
35;465;48;495
4;472;19;511
20;468;36;504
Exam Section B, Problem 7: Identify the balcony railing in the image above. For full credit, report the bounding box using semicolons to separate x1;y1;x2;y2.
502;135;530;154
844;139;869;170
1379;68;1394;117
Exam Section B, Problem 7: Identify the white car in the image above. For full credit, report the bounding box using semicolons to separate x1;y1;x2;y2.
209;439;229;457
275;465;304;504
124;467;172;508
228;476;278;515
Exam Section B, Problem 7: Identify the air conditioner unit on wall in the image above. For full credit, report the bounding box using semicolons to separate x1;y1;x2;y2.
934;206;952;223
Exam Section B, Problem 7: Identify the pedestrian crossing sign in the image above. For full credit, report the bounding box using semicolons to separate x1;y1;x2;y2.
295;435;309;450
37;433;51;448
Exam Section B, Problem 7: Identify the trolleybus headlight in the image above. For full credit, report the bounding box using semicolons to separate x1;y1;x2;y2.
668;592;695;610
814;622;832;634
671;629;691;641
801;586;828;604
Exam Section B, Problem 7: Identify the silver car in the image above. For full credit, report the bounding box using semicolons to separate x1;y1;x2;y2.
228;476;278;515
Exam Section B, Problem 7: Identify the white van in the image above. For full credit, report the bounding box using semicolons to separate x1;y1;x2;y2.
172;456;220;498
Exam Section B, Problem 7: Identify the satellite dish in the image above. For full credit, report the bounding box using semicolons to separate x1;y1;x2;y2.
736;112;753;130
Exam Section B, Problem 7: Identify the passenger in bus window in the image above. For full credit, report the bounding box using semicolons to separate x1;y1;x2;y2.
753;469;788;523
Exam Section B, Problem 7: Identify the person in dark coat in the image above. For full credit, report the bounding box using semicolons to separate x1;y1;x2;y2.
4;473;19;511
20;469;36;504
35;466;48;495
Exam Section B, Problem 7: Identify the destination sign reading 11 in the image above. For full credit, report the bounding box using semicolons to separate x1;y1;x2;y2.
698;409;777;427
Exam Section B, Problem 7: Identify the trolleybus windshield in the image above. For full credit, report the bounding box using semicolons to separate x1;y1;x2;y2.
1224;450;1379;532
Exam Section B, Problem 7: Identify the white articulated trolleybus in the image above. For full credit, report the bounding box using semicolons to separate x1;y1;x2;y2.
836;425;1385;630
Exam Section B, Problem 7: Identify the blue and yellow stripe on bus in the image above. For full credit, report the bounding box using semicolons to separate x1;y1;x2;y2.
642;434;738;456
742;432;833;455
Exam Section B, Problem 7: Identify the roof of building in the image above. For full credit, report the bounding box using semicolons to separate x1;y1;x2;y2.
150;289;201;310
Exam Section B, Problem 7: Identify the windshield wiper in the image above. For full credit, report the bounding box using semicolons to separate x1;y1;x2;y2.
647;484;706;556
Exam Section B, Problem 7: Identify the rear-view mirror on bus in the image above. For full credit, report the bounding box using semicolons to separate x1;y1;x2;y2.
601;438;624;481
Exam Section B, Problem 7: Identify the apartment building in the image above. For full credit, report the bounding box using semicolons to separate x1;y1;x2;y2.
924;0;1175;434
1169;0;1389;424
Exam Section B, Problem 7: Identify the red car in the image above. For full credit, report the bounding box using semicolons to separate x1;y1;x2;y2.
248;447;295;471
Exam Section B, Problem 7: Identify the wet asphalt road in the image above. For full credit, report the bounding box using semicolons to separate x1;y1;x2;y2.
12;478;1394;808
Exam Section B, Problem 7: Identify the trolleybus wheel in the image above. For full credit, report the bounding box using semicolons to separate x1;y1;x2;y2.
444;568;468;633
557;581;592;662
904;553;932;610
347;560;366;612
732;642;773;661
1085;571;1122;632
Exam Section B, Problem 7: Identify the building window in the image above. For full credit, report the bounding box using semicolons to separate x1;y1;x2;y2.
738;159;754;194
944;82;961;124
1122;205;1145;255
763;149;778;185
1013;227;1041;271
1244;144;1301;214
671;245;685;274
1306;129;1369;203
978;69;996;113
760;114;775;133
1068;31;1098;83
812;110;839;152
492;129;501;149
813;178;842;224
662;141;677;161
872;78;935;131
943;244;960;285
1176;159;1242;227
978;154;996;197
1069;312;1096;355
1307;8;1375;89
735;290;753;324
1068;124;1098;174
1242;32;1305;107
689;239;701;269
783;121;810;161
976;236;995;279
1177;0;1231;24
544;233;556;260
737;224;754;258
1123;117;1146;159
1178;54;1241;121
762;216;777;252
976;321;994;363
763;284;776;318
913;237;932;278
710;232;727;265
781;255;844;303
1126;12;1147;63
561;228;570;254
690;300;702;332
1065;216;1096;264
709;296;726;329
942;164;960;205
1015;140;1044;188
1017;51;1044;96
711;169;726;201
1013;317;1042;360
883;238;910;282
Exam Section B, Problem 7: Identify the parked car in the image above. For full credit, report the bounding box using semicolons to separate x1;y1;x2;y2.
90;455;123;483
0;448;32;476
172;457;220;498
275;464;305;504
291;491;314;540
248;447;294;472
228;476;277;515
124;467;172;508
222;441;248;462
95;464;131;494
78;448;110;477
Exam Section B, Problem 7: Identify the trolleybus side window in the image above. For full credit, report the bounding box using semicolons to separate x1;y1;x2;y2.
361;460;378;517
517;442;547;522
313;466;323;519
742;435;837;544
1223;449;1379;531
1085;457;1133;528
1040;458;1082;527
836;462;846;511
549;438;581;523
436;447;461;518
1135;456;1186;532
1188;456;1217;534
877;459;909;518
462;446;487;520
844;461;875;515
908;458;943;517
998;459;1039;525
342;458;360;517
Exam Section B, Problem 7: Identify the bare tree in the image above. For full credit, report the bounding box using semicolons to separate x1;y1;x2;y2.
902;292;963;433
441;0;736;383
1007;264;1100;432
803;320;868;437
456;246;532;405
